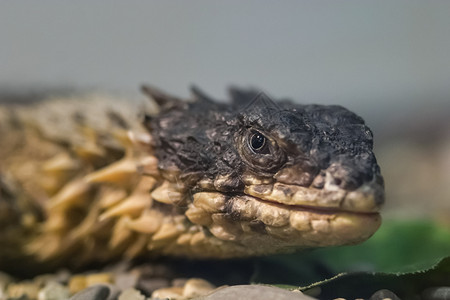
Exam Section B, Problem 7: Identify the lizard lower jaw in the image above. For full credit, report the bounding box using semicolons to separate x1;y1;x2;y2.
187;186;382;257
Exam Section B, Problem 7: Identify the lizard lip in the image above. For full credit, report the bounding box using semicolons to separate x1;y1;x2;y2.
244;179;384;214
254;197;381;216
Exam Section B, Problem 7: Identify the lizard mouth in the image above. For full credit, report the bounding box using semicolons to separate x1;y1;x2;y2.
227;189;381;243
243;175;384;214
255;197;380;216
186;178;382;255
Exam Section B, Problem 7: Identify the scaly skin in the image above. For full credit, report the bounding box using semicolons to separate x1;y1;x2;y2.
0;85;384;274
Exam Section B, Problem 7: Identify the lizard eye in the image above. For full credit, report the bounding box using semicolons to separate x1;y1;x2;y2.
248;130;269;154
239;129;286;173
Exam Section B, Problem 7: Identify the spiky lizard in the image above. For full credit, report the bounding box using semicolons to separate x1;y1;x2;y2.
0;85;384;298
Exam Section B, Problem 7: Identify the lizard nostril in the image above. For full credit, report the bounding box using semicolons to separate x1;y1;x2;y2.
333;175;363;190
333;177;342;187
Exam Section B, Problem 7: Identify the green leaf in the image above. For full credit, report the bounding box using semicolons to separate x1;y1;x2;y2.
300;256;450;299
308;219;450;274
252;219;450;298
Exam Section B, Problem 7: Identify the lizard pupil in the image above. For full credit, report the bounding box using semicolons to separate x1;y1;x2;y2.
250;131;266;152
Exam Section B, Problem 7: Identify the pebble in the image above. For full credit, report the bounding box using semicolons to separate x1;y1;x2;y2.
422;286;450;300
151;287;183;299
195;285;317;300
9;265;450;300
7;296;30;300
69;285;111;300
114;272;139;291
37;281;70;300
6;282;39;300
69;275;87;295
0;272;14;298
33;275;59;289
369;289;401;300
182;278;215;298
118;288;145;300
86;273;113;287
53;270;72;285
171;279;188;288
136;278;170;296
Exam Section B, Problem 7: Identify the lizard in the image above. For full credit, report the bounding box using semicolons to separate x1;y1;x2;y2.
0;85;384;298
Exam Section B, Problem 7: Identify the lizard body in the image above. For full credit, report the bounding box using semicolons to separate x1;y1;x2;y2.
0;86;383;275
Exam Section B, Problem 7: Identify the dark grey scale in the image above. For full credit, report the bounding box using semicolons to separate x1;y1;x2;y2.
223;199;242;222
213;173;244;193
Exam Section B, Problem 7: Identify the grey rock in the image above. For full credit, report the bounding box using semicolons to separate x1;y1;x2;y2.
53;270;72;284
104;284;120;300
0;272;14;298
34;275;59;288
38;281;70;300
114;273;139;291
118;288;146;300
369;289;401;300
69;285;110;300
8;295;30;300
171;279;188;288
422;287;450;300
136;278;170;296
195;285;316;300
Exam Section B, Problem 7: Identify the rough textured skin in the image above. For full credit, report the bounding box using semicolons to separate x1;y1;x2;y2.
0;86;384;274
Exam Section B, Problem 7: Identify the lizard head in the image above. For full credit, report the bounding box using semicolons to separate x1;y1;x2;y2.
144;86;384;257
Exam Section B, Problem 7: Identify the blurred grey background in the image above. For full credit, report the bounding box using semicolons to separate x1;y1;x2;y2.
1;1;449;218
